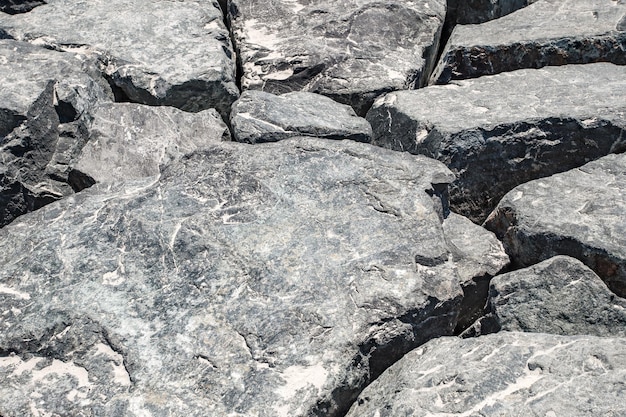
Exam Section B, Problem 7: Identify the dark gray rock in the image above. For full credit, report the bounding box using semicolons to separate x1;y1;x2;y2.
447;0;536;25
431;0;626;84
367;63;626;222
346;332;626;417
230;90;372;144
485;153;626;298
465;256;626;338
0;0;239;118
228;0;446;115
0;39;111;227
0;138;469;417
0;0;45;14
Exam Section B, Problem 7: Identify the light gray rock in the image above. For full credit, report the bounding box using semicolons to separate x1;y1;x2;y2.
367;63;626;222
0;39;111;227
0;0;239;118
346;332;626;417
228;0;446;115
431;0;626;84
0;138;467;417
447;0;536;25
485;153;626;298
230;90;372;144
0;0;45;14
465;256;626;338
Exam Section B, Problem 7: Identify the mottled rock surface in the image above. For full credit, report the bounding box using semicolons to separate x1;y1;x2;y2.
0;0;239;118
432;0;626;84
447;0;535;25
228;0;446;115
485;153;626;298
0;0;46;14
346;332;626;417
230;90;372;144
367;63;626;222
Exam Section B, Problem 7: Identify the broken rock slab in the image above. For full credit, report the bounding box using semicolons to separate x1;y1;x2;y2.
346;332;626;417
0;0;239;118
485;153;626;298
228;0;446;115
0;138;467;417
431;0;626;84
367;63;626;223
230;90;372;144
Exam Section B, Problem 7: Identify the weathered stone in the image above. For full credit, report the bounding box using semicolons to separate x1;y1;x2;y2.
431;0;626;84
447;0;536;25
0;138;466;417
0;0;239;118
346;332;626;417
465;256;626;338
228;0;446;115
0;39;111;227
367;63;626;222
230;90;372;144
0;0;45;14
485;153;626;298
70;103;230;190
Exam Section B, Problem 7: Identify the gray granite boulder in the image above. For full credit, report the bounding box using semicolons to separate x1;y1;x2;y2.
447;0;536;25
485;153;626;298
230;90;372;144
465;256;626;338
367;63;626;222
0;138;470;417
0;0;239;118
228;0;446;115
346;332;626;417
432;0;626;84
0;0;45;14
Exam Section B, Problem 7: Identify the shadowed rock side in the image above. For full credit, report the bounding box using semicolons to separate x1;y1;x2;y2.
447;0;537;25
432;0;626;84
0;0;46;14
228;0;445;115
346;332;626;417
485;153;626;298
367;63;626;223
0;0;239;118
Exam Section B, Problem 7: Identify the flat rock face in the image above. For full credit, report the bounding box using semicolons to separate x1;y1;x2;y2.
0;138;467;417
230;90;372;143
485;153;626;298
432;0;626;84
346;332;626;417
228;0;446;115
367;63;626;222
447;0;535;25
0;0;239;118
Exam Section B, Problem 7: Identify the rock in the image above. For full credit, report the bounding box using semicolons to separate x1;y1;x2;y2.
485;153;626;298
367;63;626;222
228;0;446;115
0;0;239;118
443;213;509;333
465;256;626;338
0;138;466;417
0;39;111;227
431;0;626;84
447;0;536;25
230;90;372;144
70;103;230;190
0;0;45;14
346;332;626;417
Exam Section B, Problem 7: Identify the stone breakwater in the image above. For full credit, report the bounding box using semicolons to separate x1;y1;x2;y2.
0;1;625;416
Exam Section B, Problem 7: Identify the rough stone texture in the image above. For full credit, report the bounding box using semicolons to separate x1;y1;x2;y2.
70;103;230;190
0;0;239;118
485;153;626;298
465;256;626;338
228;0;446;116
367;63;626;222
431;0;626;84
0;39;111;227
447;0;536;25
0;138;468;417
346;332;626;417
0;0;46;14
230;90;372;144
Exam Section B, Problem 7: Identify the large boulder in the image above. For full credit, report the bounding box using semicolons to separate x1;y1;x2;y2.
367;63;626;222
346;332;626;416
431;0;626;84
0;0;239;118
485;153;626;297
0;138;470;417
228;0;446;115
